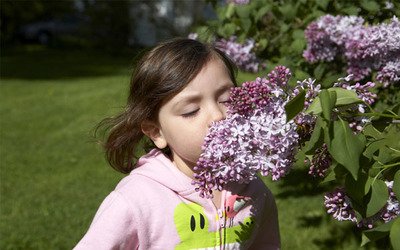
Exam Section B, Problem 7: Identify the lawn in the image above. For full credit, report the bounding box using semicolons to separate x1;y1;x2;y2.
1;47;369;249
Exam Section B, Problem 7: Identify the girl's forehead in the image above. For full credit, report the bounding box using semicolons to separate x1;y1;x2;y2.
180;58;232;92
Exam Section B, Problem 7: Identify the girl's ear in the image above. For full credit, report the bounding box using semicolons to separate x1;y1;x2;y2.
141;120;168;149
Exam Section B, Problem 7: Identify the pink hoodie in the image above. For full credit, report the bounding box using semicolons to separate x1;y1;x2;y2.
75;149;280;249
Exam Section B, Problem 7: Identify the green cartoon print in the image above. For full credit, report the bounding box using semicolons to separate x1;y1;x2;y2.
173;202;255;249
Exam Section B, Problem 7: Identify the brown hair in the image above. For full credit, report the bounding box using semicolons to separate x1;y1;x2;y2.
97;38;237;174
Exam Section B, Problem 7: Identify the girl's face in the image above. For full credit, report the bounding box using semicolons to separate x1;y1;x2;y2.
146;57;234;177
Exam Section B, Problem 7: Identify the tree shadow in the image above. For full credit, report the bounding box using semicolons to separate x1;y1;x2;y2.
298;213;323;228
274;168;332;199
0;46;143;80
312;222;360;249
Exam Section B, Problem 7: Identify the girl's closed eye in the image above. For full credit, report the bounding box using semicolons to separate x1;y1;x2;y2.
181;108;200;118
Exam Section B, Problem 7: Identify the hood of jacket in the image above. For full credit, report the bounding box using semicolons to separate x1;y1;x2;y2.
131;149;199;199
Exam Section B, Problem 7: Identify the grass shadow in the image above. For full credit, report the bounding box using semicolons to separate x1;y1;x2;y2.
1;45;143;80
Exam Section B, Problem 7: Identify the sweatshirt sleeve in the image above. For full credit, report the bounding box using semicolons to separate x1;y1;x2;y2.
74;191;138;250
249;188;281;250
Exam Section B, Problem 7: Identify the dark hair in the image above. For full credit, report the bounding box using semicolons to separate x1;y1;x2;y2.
97;38;237;174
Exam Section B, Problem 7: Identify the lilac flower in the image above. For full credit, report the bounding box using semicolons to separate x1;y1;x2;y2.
324;188;358;222
309;144;331;178
303;15;364;63
376;59;400;87
187;33;198;40
381;181;400;223
227;0;250;4
193;66;298;198
304;15;400;86
215;36;264;73
333;76;376;132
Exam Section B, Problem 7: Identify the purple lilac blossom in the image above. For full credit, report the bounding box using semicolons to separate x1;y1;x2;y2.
193;66;299;198
292;78;321;140
324;188;358;222
334;75;377;132
304;15;400;86
381;181;400;223
376;59;400;87
227;0;250;4
309;144;331;178
215;36;263;73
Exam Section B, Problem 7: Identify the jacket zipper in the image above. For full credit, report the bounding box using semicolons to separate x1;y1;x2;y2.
209;190;227;249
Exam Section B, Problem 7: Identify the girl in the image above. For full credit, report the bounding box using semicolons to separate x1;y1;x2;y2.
75;38;280;249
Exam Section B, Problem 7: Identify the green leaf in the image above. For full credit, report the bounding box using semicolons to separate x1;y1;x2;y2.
345;172;370;207
225;3;235;18
328;119;365;180
302;116;326;154
235;5;250;19
362;220;393;246
320;89;336;121
363;124;382;139
254;5;271;20
364;139;385;160
290;39;306;54
241;19;252;33
330;87;361;106
393;171;400;199
285;89;305;122
321;166;336;184
314;64;325;80
278;4;297;20
342;6;360;15
316;0;329;10
223;23;236;37
257;38;268;51
305;88;361;115
390;218;400;250
367;179;389;217
360;0;380;13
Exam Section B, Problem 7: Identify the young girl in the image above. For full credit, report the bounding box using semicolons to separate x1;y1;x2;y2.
75;38;280;249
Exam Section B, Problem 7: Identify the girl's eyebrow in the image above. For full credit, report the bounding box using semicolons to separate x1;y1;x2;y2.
215;83;234;95
172;82;233;109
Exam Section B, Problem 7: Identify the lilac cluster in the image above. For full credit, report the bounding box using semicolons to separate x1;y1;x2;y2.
376;59;400;87
304;15;400;86
193;66;299;198
308;144;331;178
326;181;399;227
215;36;264;73
292;78;321;141
381;181;400;223
334;76;377;132
227;0;250;4
324;188;358;222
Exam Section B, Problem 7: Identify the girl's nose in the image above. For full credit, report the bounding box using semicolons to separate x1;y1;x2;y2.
207;104;226;127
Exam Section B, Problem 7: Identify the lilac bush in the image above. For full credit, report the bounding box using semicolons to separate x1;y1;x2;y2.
192;66;298;198
304;15;400;86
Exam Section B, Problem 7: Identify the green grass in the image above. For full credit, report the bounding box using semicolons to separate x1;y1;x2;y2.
1;47;371;249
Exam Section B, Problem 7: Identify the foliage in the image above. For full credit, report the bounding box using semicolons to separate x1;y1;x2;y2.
285;77;400;247
0;0;75;44
195;0;399;85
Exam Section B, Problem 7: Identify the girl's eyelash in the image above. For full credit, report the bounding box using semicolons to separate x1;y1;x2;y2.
181;109;199;118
